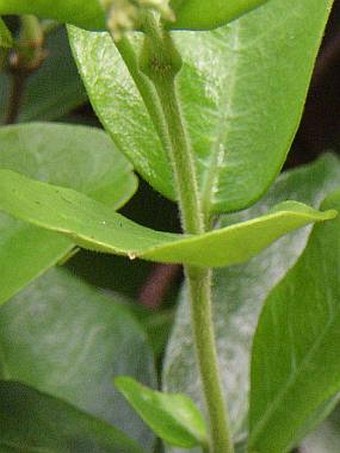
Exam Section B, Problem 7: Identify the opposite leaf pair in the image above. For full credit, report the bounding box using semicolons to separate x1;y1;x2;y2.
0;0;270;32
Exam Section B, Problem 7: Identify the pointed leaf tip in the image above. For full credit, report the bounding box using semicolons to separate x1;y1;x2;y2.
115;376;208;448
0;18;13;48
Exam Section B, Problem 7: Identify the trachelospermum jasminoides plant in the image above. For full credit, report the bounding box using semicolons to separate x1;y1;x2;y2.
0;1;339;452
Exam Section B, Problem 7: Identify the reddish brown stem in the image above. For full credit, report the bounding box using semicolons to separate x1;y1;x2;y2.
139;263;181;309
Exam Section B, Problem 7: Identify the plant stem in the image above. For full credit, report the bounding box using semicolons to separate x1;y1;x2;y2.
5;15;46;124
137;16;234;452
151;76;203;234
4;71;26;124
139;22;203;235
113;35;171;158
187;266;234;453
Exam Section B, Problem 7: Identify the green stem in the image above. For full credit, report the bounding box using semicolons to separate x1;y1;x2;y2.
5;15;45;124
139;21;203;235
187;266;234;453
113;35;172;166
137;16;235;453
151;75;203;234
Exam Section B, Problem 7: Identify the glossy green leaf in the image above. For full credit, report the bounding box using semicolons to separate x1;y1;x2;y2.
0;122;137;305
70;0;333;213
0;381;145;453
169;0;269;30
0;26;88;123
0;168;336;268
249;190;340;453
0;267;156;449
0;0;106;31
0;18;12;48
162;154;340;452
69;27;174;201
115;376;208;448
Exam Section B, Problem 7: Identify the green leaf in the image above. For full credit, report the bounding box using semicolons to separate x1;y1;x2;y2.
0;0;106;31
249;190;340;452
115;376;208;449
0;381;145;453
0;168;335;268
162;154;340;451
0;219;72;305
169;0;270;31
0;26;88;123
0;1;270;34
126;303;175;358
68;27;175;201
69;0;333;213
0;17;13;48
0;122;137;305
0;267;157;449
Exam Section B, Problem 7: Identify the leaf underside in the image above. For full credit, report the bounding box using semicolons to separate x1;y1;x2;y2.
0;169;336;268
0;267;157;449
162;154;340;452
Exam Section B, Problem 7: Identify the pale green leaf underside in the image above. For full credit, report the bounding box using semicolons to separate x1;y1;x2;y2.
249;190;340;452
162;154;340;452
0;267;156;448
0;169;336;268
70;0;333;213
115;376;207;448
